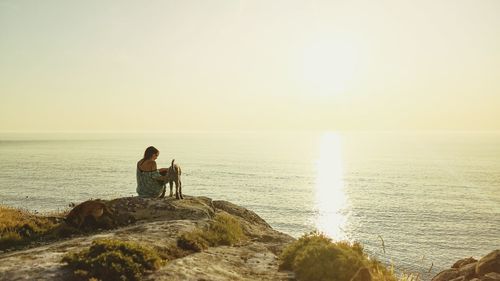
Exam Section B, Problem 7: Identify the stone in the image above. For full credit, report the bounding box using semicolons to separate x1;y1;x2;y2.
453;258;478;269
449;276;465;281
482;272;500;281
476;250;500;276
459;262;478;280
432;269;460;281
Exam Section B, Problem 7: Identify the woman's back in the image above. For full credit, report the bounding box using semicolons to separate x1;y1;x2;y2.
136;159;165;198
137;159;156;172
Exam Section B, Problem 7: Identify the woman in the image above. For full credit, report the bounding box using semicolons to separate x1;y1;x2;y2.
136;146;169;198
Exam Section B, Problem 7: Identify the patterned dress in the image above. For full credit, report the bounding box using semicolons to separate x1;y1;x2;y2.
136;167;165;198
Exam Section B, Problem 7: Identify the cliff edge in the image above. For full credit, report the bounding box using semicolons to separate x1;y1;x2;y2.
0;196;294;281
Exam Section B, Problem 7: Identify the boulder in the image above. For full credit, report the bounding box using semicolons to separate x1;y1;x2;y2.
453;258;478;269
107;196;216;224
476;250;500;276
459;262;478;280
482;272;500;281
433;250;500;281
432;269;460;281
449;277;466;281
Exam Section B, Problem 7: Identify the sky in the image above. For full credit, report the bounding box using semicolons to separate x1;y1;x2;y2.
1;0;499;132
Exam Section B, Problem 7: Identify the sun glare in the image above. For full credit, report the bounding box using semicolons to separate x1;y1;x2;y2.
314;132;347;239
302;39;359;95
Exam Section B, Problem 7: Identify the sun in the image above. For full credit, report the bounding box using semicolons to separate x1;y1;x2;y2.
302;38;359;95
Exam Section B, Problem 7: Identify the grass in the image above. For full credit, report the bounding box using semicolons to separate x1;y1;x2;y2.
62;239;163;281
279;231;398;281
0;205;64;250
177;229;209;252
204;212;247;246
0;203;123;251
177;212;247;252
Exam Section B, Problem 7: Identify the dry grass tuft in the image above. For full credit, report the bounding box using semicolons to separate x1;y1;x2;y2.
0;205;62;250
62;238;163;281
176;212;247;252
279;231;397;281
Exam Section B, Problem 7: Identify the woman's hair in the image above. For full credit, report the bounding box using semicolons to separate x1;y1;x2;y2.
143;146;159;160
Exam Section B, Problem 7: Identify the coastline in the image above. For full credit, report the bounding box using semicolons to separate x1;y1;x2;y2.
0;196;498;281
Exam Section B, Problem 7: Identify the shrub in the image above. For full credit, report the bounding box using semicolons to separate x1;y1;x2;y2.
0;230;23;249
0;205;60;250
369;259;399;281
62;239;162;281
280;231;333;270
279;231;397;281
176;212;246;252
204;212;246;246
50;223;80;238
177;230;209;252
157;242;192;261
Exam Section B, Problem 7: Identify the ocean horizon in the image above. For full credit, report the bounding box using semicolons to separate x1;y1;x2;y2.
1;131;499;279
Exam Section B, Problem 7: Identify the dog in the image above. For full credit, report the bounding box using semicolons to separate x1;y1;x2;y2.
65;200;113;229
160;159;183;199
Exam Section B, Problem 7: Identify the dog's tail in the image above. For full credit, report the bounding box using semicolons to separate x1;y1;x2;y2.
171;159;181;175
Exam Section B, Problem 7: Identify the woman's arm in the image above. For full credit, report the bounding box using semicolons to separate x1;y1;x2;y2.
151;161;169;181
153;161;169;174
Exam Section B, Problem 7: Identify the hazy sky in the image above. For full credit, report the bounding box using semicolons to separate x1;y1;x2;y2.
1;0;499;132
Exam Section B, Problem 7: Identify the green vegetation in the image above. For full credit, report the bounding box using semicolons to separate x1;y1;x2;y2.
62;239;162;281
177;229;209;252
204;212;246;246
177;212;247;252
0;204;120;251
279;231;397;281
0;205;63;250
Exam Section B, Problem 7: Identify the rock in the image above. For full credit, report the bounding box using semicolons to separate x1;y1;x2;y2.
0;196;294;281
459;262;478;280
476;250;500;276
449;277;465;281
432;269;460;281
107;196;216;224
433;251;500;281
453;258;478;269
212;200;293;255
482;272;500;281
145;243;292;281
212;200;270;228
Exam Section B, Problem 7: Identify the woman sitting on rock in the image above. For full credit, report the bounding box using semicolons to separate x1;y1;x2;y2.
136;146;169;198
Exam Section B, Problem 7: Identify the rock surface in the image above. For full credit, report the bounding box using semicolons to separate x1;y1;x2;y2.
0;196;294;281
433;250;500;281
476;250;500;277
453;258;478;269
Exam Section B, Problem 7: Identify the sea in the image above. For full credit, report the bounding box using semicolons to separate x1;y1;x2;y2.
0;131;499;279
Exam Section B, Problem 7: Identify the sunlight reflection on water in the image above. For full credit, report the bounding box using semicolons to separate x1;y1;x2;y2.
1;132;499;278
314;132;348;240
